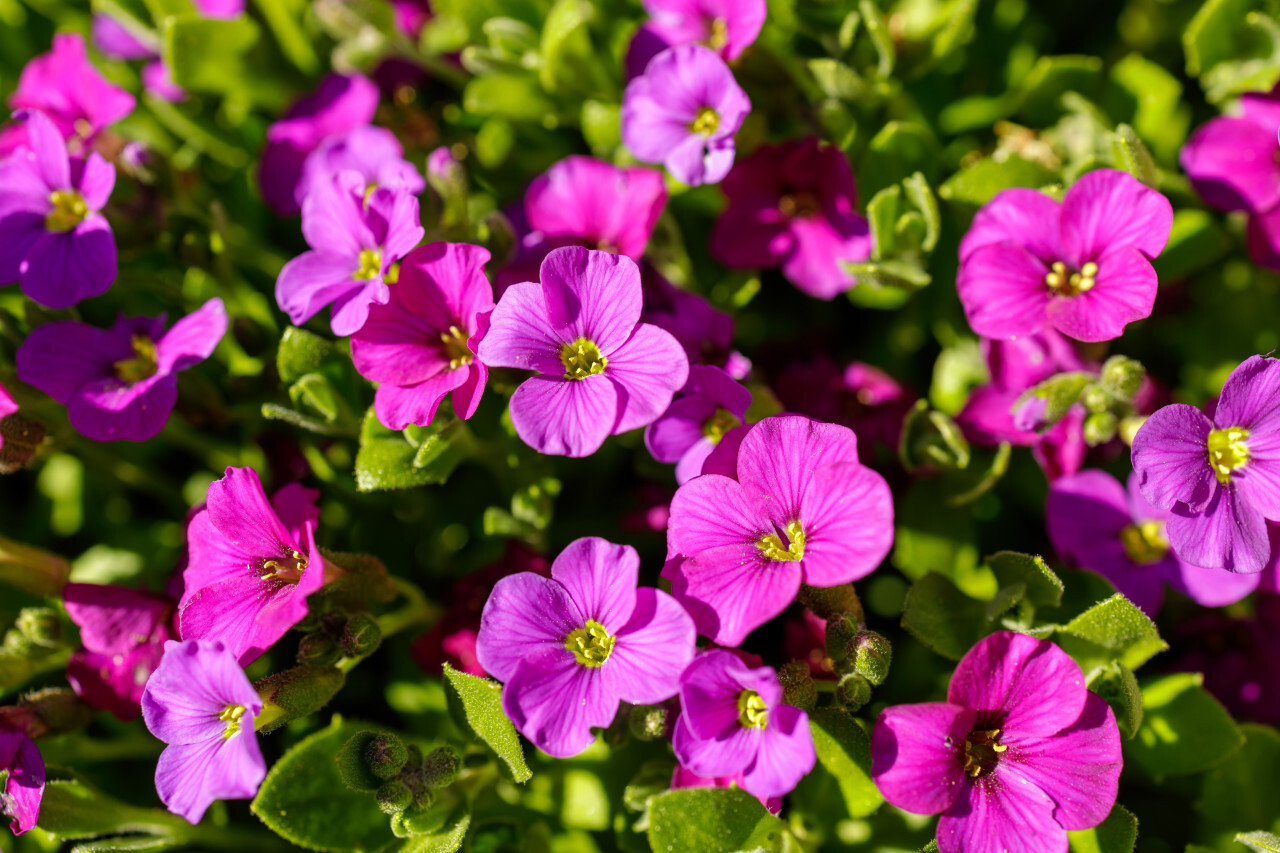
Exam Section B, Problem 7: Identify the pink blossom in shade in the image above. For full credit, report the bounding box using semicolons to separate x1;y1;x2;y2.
275;171;425;336
476;537;697;758
672;650;815;800
671;764;783;814
63;583;175;721
1132;354;1280;574
621;44;751;187
477;246;690;458
295;125;425;209
767;355;914;452
783;610;833;679
94;1;242;103
352;242;494;430
1;33;135;157
258;74;380;216
389;0;432;38
625;0;767;77
141;61;187;103
141;640;266;824
1171;593;1280;726
1048;470;1259;616
17;298;227;442
871;632;1123;853
663;414;895;646
645;365;752;484
177;469;326;666
0;726;44;835
639;265;735;366
956;168;1172;343
711;137;872;299
92;16;156;60
0;110;117;309
0;382;16;453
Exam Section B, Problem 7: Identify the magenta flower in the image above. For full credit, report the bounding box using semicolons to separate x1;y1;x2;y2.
956;168;1172;342
295;124;425;208
178;470;326;666
670;764;782;814
1132;354;1280;573
626;0;767;77
639;265;734;365
0;109;117;308
0;382;17;447
477;246;689;457
646;365;752;484
1048;470;1259;616
351;242;494;429
711;137;871;299
275;171;424;336
259;74;380;216
0;33;134;156
17;298;226;441
0;726;43;836
476;537;696;758
622;44;750;187
64;583;174;721
141;639;266;824
767;356;914;452
664;414;894;645
871;632;1122;853
672;650;815;799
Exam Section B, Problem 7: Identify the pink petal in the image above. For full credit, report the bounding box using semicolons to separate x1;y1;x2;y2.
550;537;640;633
947;632;1088;738
476;572;583;682
735;414;860;521
1;734;44;835
503;649;618;758
781;214;865;299
667;473;772;557
475;282;565;374
156;298;227;374
539;246;643;355
1131;404;1216;512
936;770;1066;853
1180;116;1280;213
206;467;300;561
672;712;760;779
1167;485;1271;574
603;587;695;704
1060;168;1173;262
740;703;816;799
373;369;467;430
959;188;1064;263
604;323;689;434
871;702;973;815
274;251;360;328
508;374;617;457
1046;246;1157;343
956;242;1051;340
797;462;894;586
664;542;802;646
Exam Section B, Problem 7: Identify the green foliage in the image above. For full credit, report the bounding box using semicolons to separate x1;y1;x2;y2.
808;708;884;818
1055;594;1168;675
1196;725;1280;845
1239;832;1280;853
1128;673;1244;778
646;788;786;853
355;408;467;492
1068;804;1139;853
441;663;532;783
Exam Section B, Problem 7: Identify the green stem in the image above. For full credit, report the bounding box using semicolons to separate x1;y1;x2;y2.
377;575;440;641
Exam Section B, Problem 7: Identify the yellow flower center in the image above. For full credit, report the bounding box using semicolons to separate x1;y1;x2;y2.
706;17;729;50
560;338;607;380
260;549;308;584
1120;520;1169;565
219;704;245;739
440;325;473;369
46;190;89;233
757;520;805;562
1045;261;1098;297
564;619;615;668
778;190;821;219
353;249;383;281
702;408;740;443
737;689;768;729
112;335;159;384
963;728;1007;778
690;107;720;136
1207;426;1250;483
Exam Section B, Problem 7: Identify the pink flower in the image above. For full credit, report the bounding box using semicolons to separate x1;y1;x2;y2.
956;169;1172;342
0;726;43;835
645;365;752;484
295;124;425;209
626;0;767;76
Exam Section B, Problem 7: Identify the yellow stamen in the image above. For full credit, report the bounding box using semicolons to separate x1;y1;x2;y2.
778;191;820;219
564;619;615;668
737;689;768;729
690;107;720;136
1120;520;1169;565
757;520;805;562
441;325;473;369
260;549;308;583
962;728;1007;778
112;335;159;384
560;338;607;380
702;408;740;443
706;17;729;51
219;704;245;739
1207;426;1251;483
46;190;89;233
353;249;382;281
1046;260;1098;297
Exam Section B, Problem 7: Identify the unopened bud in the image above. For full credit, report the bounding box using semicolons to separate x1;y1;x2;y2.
296;631;341;666
23;687;92;736
336;731;387;792
340;614;382;659
847;630;892;686
376;780;413;815
835;673;872;712
1083;411;1118;446
1082;385;1111;412
421;746;460;789
402;794;448;835
370;732;409;779
777;661;817;711
900;401;971;472
254;664;345;734
629;704;669;741
825;614;862;663
1119;415;1147;446
0;416;45;473
1100;355;1145;401
797;584;864;623
15;608;61;649
1011;394;1049;432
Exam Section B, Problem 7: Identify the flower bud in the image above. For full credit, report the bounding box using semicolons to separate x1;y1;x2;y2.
23;687;93;736
376;780;413;815
10;607;62;654
1011;394;1049;432
900;400;971;472
296;631;342;666
336;731;388;792
0;535;69;596
1084;411;1118;446
777;660;817;711
402;794;448;835
628;704;669;741
846;630;892;686
1119;415;1147;446
421;746;460;789
1100;355;1145;401
835;673;872;713
369;732;409;780
340;614;382;659
825;613;862;663
254;664;345;734
797;584;864;623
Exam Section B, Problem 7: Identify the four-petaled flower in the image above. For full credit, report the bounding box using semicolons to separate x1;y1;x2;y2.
646;365;752;484
626;0;767;77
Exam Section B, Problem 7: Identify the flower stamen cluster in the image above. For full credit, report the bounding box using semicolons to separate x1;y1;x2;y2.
112;335;159;384
560;338;608;380
690;107;720;136
45;189;88;232
1045;261;1098;297
961;728;1007;778
353;249;382;282
1119;520;1168;565
1207;426;1250;482
736;689;768;729
757;520;805;562
218;704;245;739
259;549;308;584
564;619;615;668
441;325;474;369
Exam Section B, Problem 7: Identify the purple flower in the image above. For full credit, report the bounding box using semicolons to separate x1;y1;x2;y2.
0;33;135;157
389;0;432;37
646;365;752;484
672;650;815;799
622;44;750;187
639;265;735;365
259;74;380;216
663;414;894;645
0;726;43;835
92;16;156;60
1048;470;1259;616
711;137;871;299
275;171;424;336
1172;593;1280;726
0;109;117;308
476;537;696;758
141;639;266;824
670;764;782;814
177;469;326;666
295;124;425;208
63;583;174;721
766;356;914;452
477;246;689;457
351;242;494;429
17;298;227;441
626;0;767;77
871;631;1122;853
956;168;1172;342
1132;354;1280;574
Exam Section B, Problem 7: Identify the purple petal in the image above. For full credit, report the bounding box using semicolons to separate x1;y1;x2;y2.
664;543;802;646
1046;246;1157;343
62;583;170;655
1046;470;1131;570
451;361;487;420
206;467;301;561
678;649;781;740
539;246;643;355
936;771;1066;853
20;220;117;309
959;188;1064;263
365;185;425;263
1167;485;1271;574
797;462;894;586
740;704;815;799
1180;117;1280;213
155;732;265;824
140;639;261;745
93;14;158;60
0;733;44;835
274;251;360;327
68;373;178;441
77;151;116;210
327;278;388;337
1131;404;1216;512
270;482;321;542
646;396;716;464
508;374;617;457
956;242;1051;341
735;414;860;521
675;440;717;484
0;211;47;284
1247;206;1280;272
602;587;695;704
475;282;565;374
155;298;227;374
524;157;667;258
781;213;866;299
299;171;375;255
551;537;640;632
667;473;772;557
871;702;973;815
503;649;618;758
373;369;467;430
21;110;71;190
476;572;583;682
1060;168;1173;262
1216;354;1280;435
701;423;748;478
947;632;1087;738
1172;559;1261;607
605;323;690;434
15;320;122;403
672;713;761;779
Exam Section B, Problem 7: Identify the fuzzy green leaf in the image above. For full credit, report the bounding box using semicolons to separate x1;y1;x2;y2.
277;327;336;384
939;156;1055;210
901;572;990;661
987;552;1063;608
647;788;786;853
442;663;532;783
1067;804;1138;853
809;708;883;818
1128;673;1243;777
1239;832;1280;853
1055;593;1167;674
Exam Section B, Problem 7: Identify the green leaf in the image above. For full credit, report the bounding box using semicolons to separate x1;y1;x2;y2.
1054;593;1167;675
289;373;343;423
71;838;180;853
35;772;182;840
939;156;1055;210
581;100;620;155
355;409;464;492
1198;725;1280;845
1016;55;1104;124
540;0;599;94
902;172;941;253
858;0;894;78
1239;832;1280;853
463;74;557;122
647;788;786;853
901;572;990;661
400;808;471;852
987;552;1063;608
441;663;532;783
1067;803;1138;853
1128;673;1243;777
1101;54;1190;161
165;16;260;96
860;123;939;196
846;259;931;290
867;185;901;261
808;708;883;818
252;717;397;852
1184;0;1260;76
931;0;978;60
251;0;319;73
1089;661;1144;739
277;327;336;384
1110;126;1158;187
808;58;862;100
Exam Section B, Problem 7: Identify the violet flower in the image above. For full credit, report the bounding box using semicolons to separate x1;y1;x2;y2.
871;631;1122;853
0;726;43;836
17;298;227;441
956;168;1172;342
711;137;872;299
646;365;752;484
475;536;696;758
672;650;815;799
178;469;326;666
626;0;767;77
295;124;425;209
766;355;914;453
477;246;689;457
670;764;782;815
1048;470;1259;616
275;171;425;336
1132;354;1280;573
639;265;735;366
664;414;894;645
350;242;494;429
259;74;380;216
0;109;117;308
63;583;174;721
141;639;266;824
621;44;751;187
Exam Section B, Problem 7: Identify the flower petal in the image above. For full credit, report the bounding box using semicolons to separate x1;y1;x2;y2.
947;632;1087;738
476;572;583;682
475;281;565;374
603;587;695;704
936;770;1066;853
206;467;300;562
1060;168;1173;262
959;188;1065;263
1046;246;1157;343
373;369;467;430
1167;485;1271;574
664;543;802;646
605;323;689;434
956;242;1051;341
871;701;973;815
672;712;760;779
156;298;228;374
798;462;894;586
503;649;618;758
508;374;617;457
68;372;178;441
1131;404;1216;512
539;246;643;355
735;414;860;522
1180;116;1280;213
1;734;44;835
20;221;117;309
141;639;261;745
550;537;640;633
154;732;265;824
740;704;816;799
